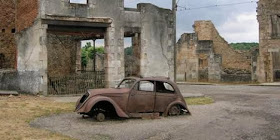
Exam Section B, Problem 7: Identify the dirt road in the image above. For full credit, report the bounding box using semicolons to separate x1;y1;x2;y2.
31;85;280;140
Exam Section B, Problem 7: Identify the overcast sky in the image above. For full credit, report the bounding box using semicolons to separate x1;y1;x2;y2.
82;0;259;47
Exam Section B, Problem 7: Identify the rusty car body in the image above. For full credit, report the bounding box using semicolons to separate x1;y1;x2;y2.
75;77;190;121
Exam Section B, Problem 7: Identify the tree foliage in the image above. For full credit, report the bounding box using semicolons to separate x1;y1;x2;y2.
125;46;133;56
81;42;104;68
230;42;259;50
81;44;133;68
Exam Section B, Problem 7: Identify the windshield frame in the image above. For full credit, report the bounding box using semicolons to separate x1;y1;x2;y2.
116;77;138;89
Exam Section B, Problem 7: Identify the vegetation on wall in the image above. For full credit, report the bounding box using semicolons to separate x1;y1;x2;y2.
230;43;259;50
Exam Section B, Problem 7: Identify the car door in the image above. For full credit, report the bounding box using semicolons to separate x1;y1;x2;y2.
127;80;155;113
154;81;177;112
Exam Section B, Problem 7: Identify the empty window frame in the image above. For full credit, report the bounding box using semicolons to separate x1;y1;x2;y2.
70;0;87;4
271;15;280;38
138;81;154;92
156;81;175;94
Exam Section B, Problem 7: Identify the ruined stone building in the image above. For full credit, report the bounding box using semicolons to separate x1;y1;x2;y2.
0;0;175;95
257;0;280;82
176;21;252;82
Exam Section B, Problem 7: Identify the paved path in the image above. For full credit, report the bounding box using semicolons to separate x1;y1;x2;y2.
31;85;280;140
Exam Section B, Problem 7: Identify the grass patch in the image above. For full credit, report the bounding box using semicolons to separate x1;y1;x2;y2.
185;96;214;105
91;134;112;140
0;95;76;140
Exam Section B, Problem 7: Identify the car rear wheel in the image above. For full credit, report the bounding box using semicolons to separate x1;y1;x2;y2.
168;105;181;116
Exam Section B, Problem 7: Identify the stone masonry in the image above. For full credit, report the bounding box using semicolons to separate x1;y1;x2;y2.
177;21;252;82
0;0;16;69
257;0;280;82
0;0;175;94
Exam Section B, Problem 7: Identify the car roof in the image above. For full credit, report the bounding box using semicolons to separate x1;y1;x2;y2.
125;76;172;83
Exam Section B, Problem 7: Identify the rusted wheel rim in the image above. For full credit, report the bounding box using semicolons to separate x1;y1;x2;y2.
168;105;181;116
96;113;105;122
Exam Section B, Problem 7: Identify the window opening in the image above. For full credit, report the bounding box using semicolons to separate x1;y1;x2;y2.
156;81;175;93
139;81;154;92
70;0;87;4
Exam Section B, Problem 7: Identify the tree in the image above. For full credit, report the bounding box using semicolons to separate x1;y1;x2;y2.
81;42;105;69
230;43;259;50
125;46;133;56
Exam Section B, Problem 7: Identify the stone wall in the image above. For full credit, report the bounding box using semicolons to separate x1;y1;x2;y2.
47;34;79;77
176;33;198;81
177;21;252;82
0;0;16;69
16;21;48;94
1;0;175;94
0;70;19;91
194;21;251;71
16;0;39;32
257;0;280;82
138;4;175;80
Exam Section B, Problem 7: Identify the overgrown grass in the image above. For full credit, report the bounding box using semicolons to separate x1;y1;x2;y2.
0;95;76;140
185;96;214;105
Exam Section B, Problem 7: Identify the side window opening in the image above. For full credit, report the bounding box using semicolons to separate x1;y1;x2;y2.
271;15;280;38
70;0;87;4
156;81;175;93
138;81;154;92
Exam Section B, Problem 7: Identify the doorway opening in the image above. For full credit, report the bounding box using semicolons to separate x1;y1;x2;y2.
273;52;280;81
124;33;141;77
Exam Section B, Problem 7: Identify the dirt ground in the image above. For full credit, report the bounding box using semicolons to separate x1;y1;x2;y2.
30;85;280;140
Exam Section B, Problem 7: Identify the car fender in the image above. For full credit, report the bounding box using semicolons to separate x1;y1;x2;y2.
78;96;129;118
163;100;189;117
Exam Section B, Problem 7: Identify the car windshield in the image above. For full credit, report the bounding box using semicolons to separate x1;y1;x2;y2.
117;79;136;89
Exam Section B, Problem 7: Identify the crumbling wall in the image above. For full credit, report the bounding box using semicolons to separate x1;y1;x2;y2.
0;70;19;91
176;33;198;81
139;3;175;80
37;0;126;88
0;0;16;69
257;0;280;82
16;0;39;32
177;21;252;82
16;21;48;94
194;21;251;72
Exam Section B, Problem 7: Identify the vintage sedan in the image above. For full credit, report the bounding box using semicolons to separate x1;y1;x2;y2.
75;77;190;121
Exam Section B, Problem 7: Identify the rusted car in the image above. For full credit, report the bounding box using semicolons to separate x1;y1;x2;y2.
75;77;190;121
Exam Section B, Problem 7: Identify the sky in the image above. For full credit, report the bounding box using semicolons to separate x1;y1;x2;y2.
82;0;259;47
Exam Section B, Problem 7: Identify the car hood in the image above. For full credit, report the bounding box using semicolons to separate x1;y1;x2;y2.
87;88;130;97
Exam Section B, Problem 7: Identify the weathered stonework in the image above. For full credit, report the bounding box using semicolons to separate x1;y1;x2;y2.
257;0;280;82
0;0;175;94
0;0;16;69
177;21;252;82
16;0;39;32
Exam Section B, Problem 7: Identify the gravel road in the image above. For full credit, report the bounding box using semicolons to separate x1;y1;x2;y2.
31;85;280;140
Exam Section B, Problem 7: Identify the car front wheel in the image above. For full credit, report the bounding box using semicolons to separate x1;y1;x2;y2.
96;112;106;122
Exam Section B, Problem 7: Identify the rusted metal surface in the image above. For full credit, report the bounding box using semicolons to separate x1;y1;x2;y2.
75;77;190;120
48;71;105;95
